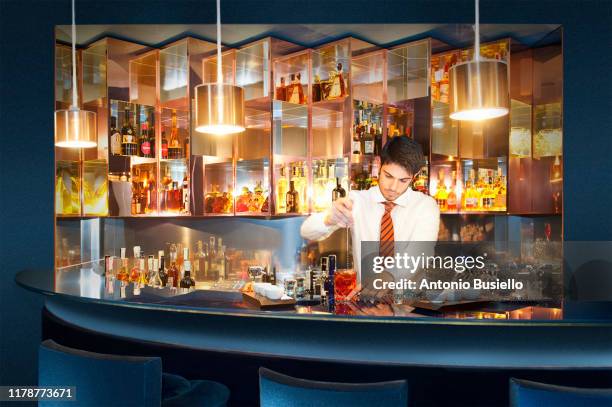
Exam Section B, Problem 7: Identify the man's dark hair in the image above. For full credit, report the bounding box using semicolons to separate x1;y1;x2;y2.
380;136;425;176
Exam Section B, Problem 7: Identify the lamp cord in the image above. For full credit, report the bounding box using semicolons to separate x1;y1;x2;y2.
474;0;480;61
216;0;222;84
71;0;78;109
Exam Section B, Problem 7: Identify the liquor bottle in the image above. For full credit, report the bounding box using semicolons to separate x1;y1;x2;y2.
137;258;148;287
139;117;152;158
195;240;208;281
296;72;306;104
287;73;301;104
168;110;182;159
181;246;190;276
182;175;190;214
296;165;307;209
131;185;141;215
146;172;156;213
208;236;219;281
158;252;168;287
439;58;450;104
146;255;154;281
332;177;346;202
167;257;179;288
352;125;362;155
276;165;288;213
326;255;336;312
363;124;375;155
104;255;115;294
374;124;383;156
286;180;299;213
121;108;138;156
369;158;379;188
179;260;195;292
146;255;156;287
312;74;322;102
110;116;122;156
328;63;346;99
117;248;129;282
289;164;306;211
218;243;227;280
129;246;142;283
434;170;448;211
447;170;457;211
325;164;337;201
160;131;169;159
494;169;506;210
313;164;327;212
482;172;495;210
275;77;286;101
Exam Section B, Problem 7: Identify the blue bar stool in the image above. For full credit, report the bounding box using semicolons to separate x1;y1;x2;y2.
510;378;612;407
39;339;229;407
259;367;408;407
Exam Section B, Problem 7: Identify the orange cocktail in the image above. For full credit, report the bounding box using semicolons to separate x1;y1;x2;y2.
334;269;357;301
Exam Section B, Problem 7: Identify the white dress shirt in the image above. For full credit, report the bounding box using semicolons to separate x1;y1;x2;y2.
300;186;440;282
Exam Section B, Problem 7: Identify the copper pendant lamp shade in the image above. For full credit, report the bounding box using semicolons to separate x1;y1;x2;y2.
449;59;509;121
194;0;245;136
194;83;245;135
55;108;97;148
449;0;509;121
54;0;97;148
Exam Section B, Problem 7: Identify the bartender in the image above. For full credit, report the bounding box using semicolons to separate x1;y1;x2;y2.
301;136;440;288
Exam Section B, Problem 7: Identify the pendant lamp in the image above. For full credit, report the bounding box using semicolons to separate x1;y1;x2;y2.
195;0;245;135
449;0;509;121
55;0;97;148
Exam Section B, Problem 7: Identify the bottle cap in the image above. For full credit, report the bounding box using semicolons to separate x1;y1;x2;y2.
184;260;191;271
183;247;189;260
121;248;126;259
134;246;141;258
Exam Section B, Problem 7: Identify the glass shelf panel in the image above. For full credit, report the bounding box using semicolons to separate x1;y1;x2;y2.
160;41;188;107
83;159;109;216
55;44;73;108
202;50;235;85
236;40;270;101
130;50;157;107
55;160;81;215
351;50;384;104
274;51;309;105
387;39;430;102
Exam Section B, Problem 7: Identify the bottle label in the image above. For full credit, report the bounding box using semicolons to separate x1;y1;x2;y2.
364;140;374;154
352;141;361;154
161;143;168;158
141;141;151;155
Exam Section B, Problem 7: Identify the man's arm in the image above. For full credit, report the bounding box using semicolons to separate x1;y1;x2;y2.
300;197;354;241
300;211;339;241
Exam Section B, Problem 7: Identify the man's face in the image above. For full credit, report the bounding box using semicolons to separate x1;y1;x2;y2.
378;162;413;201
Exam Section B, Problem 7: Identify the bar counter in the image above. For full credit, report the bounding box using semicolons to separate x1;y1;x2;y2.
16;268;612;369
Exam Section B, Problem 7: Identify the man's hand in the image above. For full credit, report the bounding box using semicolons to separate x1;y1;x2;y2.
324;197;354;228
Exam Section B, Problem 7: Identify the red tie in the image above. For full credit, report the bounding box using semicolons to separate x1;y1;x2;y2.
379;201;396;258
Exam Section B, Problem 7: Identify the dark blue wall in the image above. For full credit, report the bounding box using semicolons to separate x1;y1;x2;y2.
1;0;610;387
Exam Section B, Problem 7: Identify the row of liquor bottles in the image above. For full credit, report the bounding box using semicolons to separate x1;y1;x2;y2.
109;107;186;160
433;168;507;212
104;237;230;293
352;101;383;156
274;63;348;104
203;161;348;215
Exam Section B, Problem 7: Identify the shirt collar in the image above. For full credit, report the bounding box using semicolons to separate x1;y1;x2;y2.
370;186;413;208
